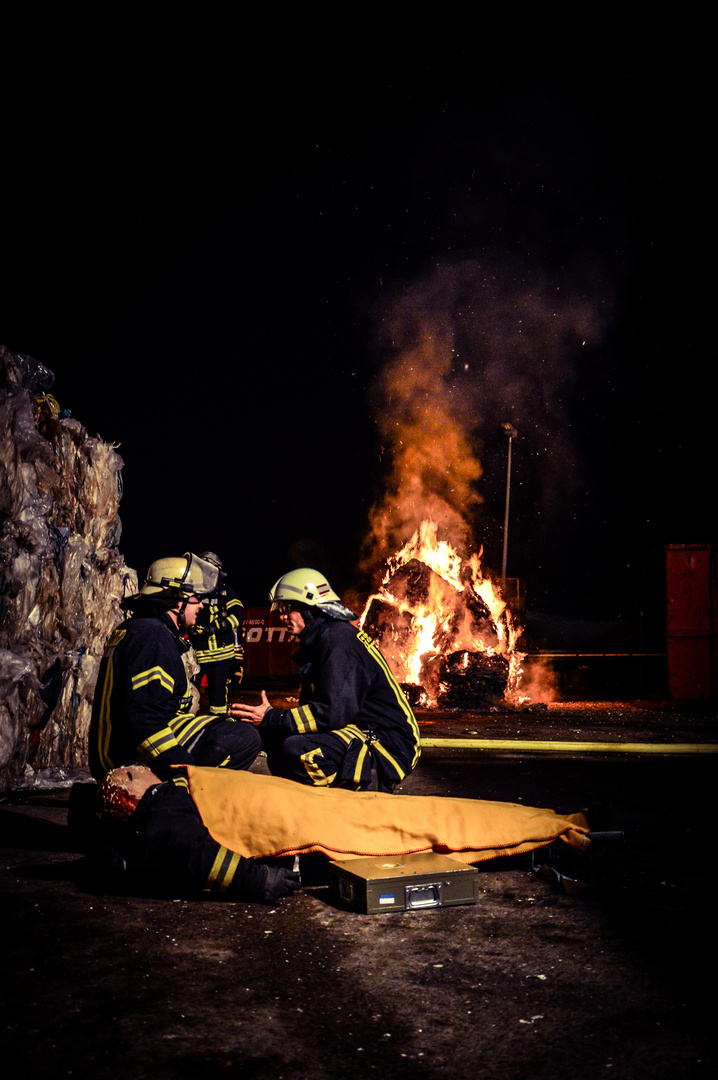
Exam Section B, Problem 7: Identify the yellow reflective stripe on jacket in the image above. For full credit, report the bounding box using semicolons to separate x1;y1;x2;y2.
224;598;243;630
131;666;175;694
95;629;127;773
371;739;407;784
194;643;236;664
168;712;214;745
349;741;370;785
299;746;337;786
138;714;216;761
96;657;115;773
356;630;421;765
138;727;181;759
206;596;243;632
206;846;242;892
290;704;319;734
105;628;126;652
331;725;405;786
331;724;366;747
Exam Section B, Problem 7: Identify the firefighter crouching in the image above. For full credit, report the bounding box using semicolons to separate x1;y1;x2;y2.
188;551;245;715
88;552;260;782
230;568;421;792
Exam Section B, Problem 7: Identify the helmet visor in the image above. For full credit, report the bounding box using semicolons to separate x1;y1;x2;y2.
182;552;221;597
270;599;300;615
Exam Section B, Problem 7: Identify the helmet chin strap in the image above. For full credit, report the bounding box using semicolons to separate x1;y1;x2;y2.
167;594;192;628
177;596;193;626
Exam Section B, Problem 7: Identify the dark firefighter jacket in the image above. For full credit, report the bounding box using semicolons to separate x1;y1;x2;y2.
259;616;421;791
89;608;216;781
105;770;298;903
189;585;244;666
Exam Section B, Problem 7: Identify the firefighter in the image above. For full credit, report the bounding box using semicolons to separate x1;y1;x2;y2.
188;551;245;715
93;764;593;904
230;568;422;792
95;765;302;903
88;552;260;782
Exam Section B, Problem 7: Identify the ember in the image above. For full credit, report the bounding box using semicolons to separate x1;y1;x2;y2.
360;521;524;709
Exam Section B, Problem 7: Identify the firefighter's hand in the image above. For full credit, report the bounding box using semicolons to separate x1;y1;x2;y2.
258;866;302;903
228;691;271;725
241;862;301;903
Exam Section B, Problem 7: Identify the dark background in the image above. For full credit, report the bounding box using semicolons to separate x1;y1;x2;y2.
2;23;711;646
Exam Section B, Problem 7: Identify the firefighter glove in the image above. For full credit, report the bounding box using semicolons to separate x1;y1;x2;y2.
258;866;302;903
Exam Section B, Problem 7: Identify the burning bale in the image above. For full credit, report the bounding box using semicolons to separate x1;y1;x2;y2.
364;558;498;644
360;521;524;709
436;650;510;708
0;346;136;789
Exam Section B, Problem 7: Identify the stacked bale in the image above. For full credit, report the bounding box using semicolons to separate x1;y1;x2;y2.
0;346;137;789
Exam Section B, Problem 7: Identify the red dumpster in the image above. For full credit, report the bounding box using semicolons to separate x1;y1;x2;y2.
665;544;717;700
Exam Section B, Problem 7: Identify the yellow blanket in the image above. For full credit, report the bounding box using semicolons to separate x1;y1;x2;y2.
186;766;589;863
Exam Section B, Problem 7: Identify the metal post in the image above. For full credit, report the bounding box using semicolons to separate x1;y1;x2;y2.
501;424;517;580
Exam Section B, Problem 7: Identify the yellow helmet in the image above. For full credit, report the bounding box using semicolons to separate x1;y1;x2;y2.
269;568;340;607
140;552;220;602
269;568;356;620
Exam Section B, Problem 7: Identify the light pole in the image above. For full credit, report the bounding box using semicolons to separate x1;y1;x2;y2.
501;423;517;580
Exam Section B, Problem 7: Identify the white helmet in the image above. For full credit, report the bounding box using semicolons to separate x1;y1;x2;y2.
140;552;220;602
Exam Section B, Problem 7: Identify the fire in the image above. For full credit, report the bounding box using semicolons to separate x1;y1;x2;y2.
360;520;526;707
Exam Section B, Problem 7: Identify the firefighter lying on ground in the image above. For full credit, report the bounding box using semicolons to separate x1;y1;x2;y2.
92;763;596;904
88;552;260;783
94;765;301;904
187;551;245;715
229;568;422;792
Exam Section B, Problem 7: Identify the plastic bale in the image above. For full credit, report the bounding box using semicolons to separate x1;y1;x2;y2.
0;345;137;788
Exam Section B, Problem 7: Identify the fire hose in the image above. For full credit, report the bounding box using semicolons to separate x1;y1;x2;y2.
419;737;717;754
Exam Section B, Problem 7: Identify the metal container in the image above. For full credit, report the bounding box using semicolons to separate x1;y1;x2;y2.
328;852;479;914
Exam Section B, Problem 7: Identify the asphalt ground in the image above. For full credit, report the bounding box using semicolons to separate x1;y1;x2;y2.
1;699;716;1079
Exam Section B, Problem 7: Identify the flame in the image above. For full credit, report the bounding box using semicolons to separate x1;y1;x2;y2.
360;520;526;707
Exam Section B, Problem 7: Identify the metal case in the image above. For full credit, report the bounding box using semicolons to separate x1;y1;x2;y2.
328;852;479;914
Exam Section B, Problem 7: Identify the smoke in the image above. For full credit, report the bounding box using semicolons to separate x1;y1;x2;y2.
363;282;481;567
362;255;610;575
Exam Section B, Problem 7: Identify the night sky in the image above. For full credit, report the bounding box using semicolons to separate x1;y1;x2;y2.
3;28;711;645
